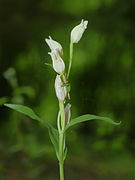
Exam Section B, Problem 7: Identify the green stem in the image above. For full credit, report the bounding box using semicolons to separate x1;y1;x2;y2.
59;161;64;180
67;41;73;79
59;132;64;180
57;110;61;132
59;101;65;130
58;101;65;180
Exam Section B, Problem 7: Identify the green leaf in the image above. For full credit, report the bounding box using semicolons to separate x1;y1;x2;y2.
4;103;49;128
4;103;59;159
48;126;59;160
65;114;121;131
4;103;41;120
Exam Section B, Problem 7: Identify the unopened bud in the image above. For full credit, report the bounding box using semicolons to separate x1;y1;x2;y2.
48;50;65;74
55;75;67;101
71;19;88;43
45;36;63;56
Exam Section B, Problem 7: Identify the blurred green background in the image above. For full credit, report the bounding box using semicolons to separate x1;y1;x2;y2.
0;0;135;179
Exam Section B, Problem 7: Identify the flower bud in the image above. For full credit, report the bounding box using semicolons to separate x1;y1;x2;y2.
48;50;65;74
65;103;71;124
71;19;88;43
55;75;67;101
45;36;63;56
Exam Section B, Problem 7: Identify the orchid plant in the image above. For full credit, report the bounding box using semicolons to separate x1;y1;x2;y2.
4;20;120;180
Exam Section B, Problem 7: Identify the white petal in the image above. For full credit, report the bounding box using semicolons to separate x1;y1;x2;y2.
71;19;88;43
45;36;63;56
55;75;67;101
48;50;65;74
83;21;88;29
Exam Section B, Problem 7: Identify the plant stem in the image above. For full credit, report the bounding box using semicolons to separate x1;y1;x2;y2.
59;101;65;130
67;41;73;79
57;110;61;132
59;162;64;180
58;101;65;180
59;132;64;180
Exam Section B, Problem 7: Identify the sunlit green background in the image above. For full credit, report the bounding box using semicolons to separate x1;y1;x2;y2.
0;0;135;179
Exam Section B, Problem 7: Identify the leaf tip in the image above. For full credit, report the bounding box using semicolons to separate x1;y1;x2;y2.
4;103;9;107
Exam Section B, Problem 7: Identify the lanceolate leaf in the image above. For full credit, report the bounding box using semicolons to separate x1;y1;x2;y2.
4;103;49;126
65;114;121;131
4;103;41;120
4;103;59;159
4;103;52;128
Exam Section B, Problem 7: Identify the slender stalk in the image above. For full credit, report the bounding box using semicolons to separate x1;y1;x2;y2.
58;101;65;180
57;110;61;132
59;101;65;130
67;41;73;78
59;161;64;180
59;132;64;180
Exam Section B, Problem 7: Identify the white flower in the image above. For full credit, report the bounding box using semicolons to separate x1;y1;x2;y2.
45;36;63;56
55;75;67;101
48;50;65;74
65;103;71;124
71;19;88;43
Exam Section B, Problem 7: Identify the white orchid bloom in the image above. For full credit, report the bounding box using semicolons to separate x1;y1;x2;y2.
48;50;65;74
65;103;71;124
45;36;63;56
55;75;67;101
71;19;88;43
